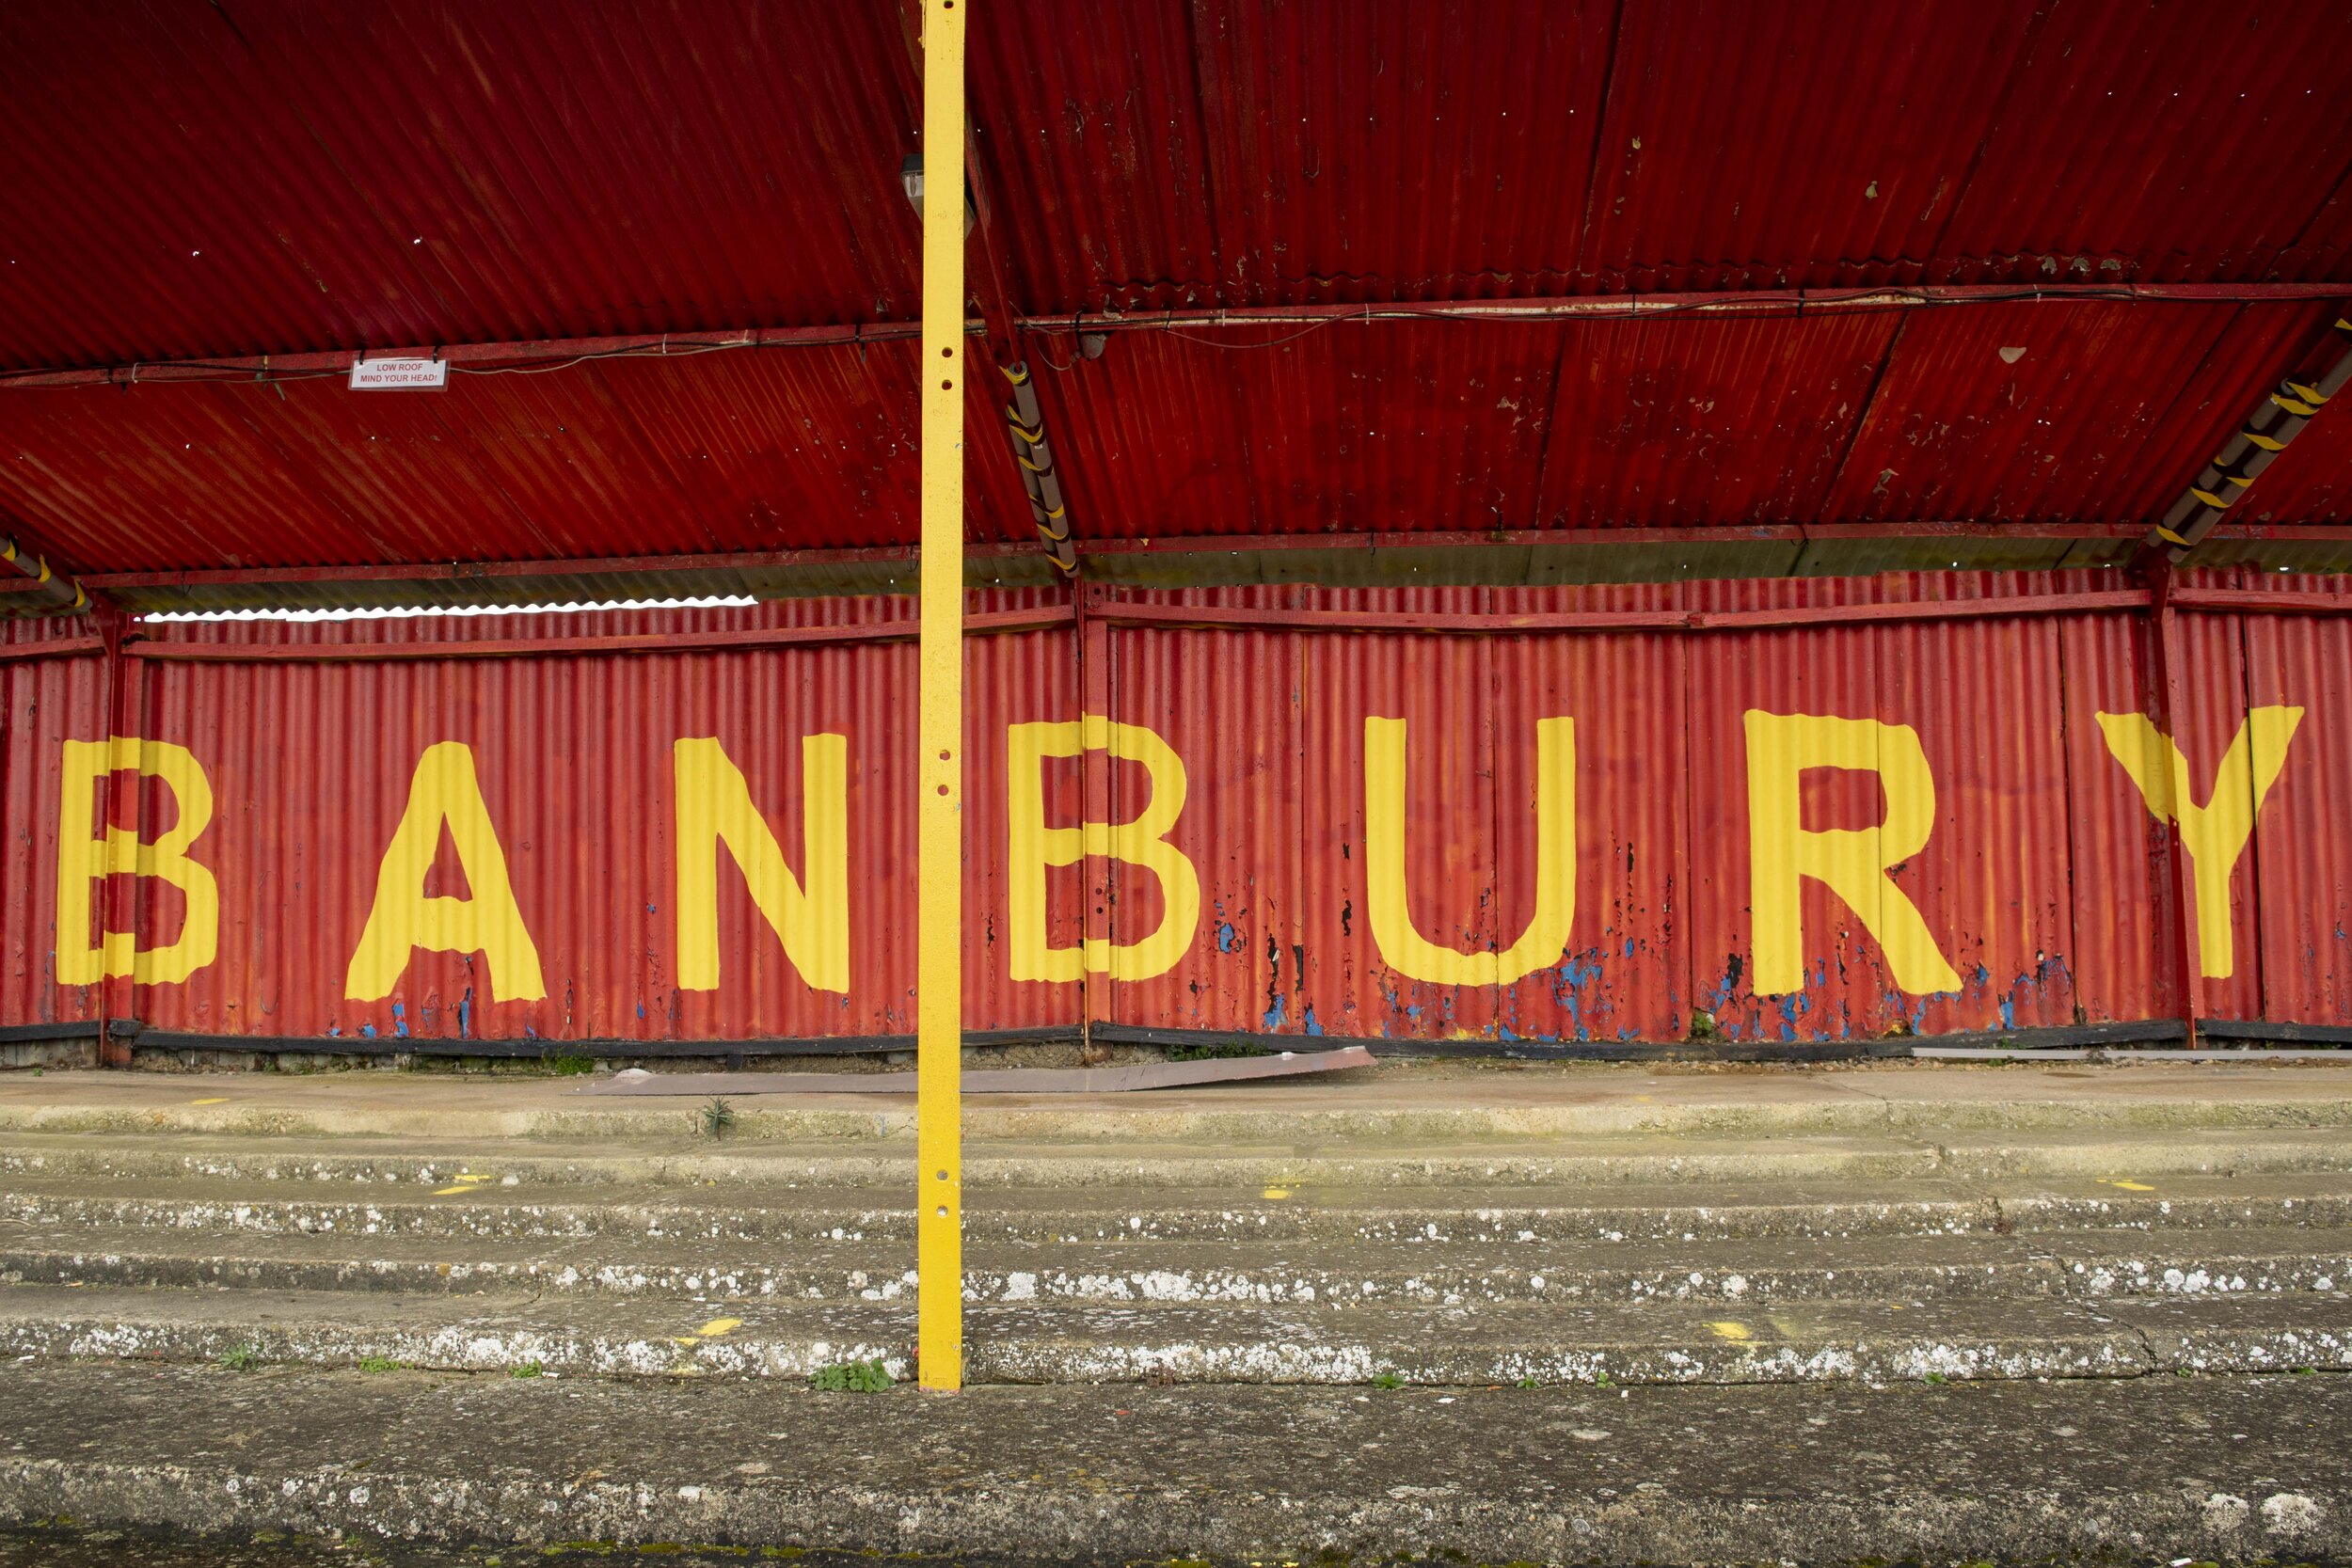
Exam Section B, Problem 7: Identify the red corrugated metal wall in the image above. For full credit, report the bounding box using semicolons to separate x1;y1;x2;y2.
0;623;107;1032
13;572;2352;1051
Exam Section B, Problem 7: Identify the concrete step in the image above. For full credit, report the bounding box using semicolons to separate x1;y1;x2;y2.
7;1168;2351;1247
5;1362;2349;1564
2;1280;2344;1386
1;1121;2345;1190
10;1062;2352;1148
4;1220;2347;1307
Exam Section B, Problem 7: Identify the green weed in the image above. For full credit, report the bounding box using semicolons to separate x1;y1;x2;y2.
1164;1039;1268;1062
809;1357;895;1392
217;1345;260;1371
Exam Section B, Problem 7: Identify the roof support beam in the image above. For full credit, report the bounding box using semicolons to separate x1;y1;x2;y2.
0;535;90;613
2148;316;2352;560
8;285;2352;390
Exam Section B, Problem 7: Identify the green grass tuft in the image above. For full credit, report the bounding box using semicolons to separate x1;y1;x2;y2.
1164;1039;1269;1062
809;1357;895;1393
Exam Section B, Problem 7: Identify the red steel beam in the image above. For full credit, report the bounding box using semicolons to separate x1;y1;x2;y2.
9;284;2352;390
120;605;1072;663
2169;587;2352;613
0;324;931;389
0;636;103;659
1083;588;2153;636
80;545;950;592
74;526;2352;596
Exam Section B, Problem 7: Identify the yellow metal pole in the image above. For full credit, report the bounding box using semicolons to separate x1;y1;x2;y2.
916;0;966;1393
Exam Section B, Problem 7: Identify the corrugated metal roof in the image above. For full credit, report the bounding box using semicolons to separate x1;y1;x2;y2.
4;0;2348;369
1578;0;2042;292
1936;2;2352;287
4;298;2348;588
0;341;1037;573
1025;301;2352;542
0;0;926;368
0;3;2349;594
1819;300;2245;525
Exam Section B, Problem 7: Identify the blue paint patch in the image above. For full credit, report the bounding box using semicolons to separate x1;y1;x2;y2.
1777;994;1800;1042
326;1024;342;1037
359;1023;377;1038
1216;923;1237;954
1263;993;1287;1030
1710;963;1742;1011
1623;938;1636;958
390;1002;409;1040
1303;1006;1324;1037
1998;997;2015;1029
1549;953;1606;1037
457;992;472;1038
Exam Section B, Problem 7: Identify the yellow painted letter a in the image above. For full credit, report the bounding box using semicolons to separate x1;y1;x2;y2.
345;742;546;1002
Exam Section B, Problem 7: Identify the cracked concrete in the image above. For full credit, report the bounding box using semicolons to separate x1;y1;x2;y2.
1;1364;2349;1564
1;1056;2347;1559
5;1058;2352;1148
